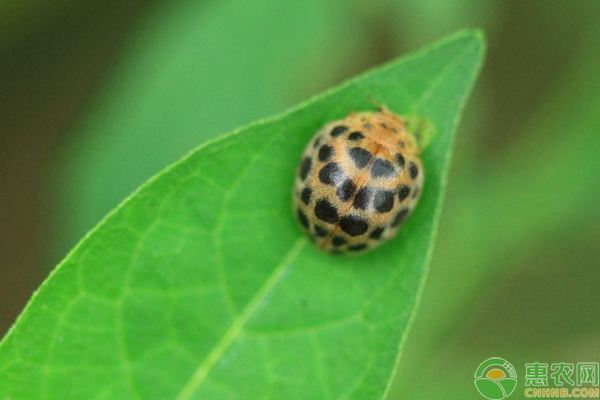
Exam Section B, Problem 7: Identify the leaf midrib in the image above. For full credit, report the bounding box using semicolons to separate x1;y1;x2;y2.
174;237;307;400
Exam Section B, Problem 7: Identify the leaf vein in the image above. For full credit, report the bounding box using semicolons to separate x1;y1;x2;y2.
174;237;307;400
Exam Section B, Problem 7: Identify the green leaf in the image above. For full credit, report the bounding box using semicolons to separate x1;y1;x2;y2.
0;31;484;400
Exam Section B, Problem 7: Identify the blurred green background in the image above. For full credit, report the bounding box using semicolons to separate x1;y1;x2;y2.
1;0;599;398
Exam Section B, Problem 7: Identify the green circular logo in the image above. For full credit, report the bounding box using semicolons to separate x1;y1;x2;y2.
474;358;518;399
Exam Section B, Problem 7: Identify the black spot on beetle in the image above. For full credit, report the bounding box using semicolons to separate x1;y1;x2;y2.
315;199;339;224
299;157;312;180
314;225;329;237
348;131;365;141
348;147;373;168
337;179;357;202
297;209;309;229
318;145;334;162
330;125;348;137
395;153;405;168
348;243;368;252
398;141;405;148
391;208;409;227
339;215;369;236
369;227;385;239
332;236;347;247
397;185;411;201
373;190;395;213
379;123;388;129
319;162;344;186
412;186;421;199
313;136;322;148
353;187;372;210
371;158;396;179
409;162;419;179
364;123;373;130
301;187;312;205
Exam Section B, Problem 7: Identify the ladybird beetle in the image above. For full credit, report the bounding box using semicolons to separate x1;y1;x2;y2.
293;109;424;253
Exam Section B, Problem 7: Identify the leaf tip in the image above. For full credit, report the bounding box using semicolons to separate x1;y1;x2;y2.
451;29;487;73
462;28;487;56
